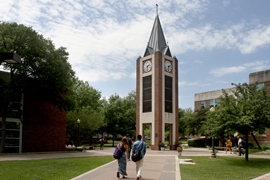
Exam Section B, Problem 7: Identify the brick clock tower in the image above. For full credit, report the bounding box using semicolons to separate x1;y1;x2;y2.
136;12;178;150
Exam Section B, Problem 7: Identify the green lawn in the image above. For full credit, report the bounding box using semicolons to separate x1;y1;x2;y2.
180;156;270;180
0;156;114;180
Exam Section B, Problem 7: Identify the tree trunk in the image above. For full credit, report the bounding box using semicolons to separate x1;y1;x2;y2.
0;115;7;153
112;134;115;147
251;133;261;150
245;133;249;161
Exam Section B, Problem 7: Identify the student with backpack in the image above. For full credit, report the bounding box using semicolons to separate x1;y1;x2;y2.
237;135;245;156
115;136;129;179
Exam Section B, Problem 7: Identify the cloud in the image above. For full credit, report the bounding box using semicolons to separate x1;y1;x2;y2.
179;81;198;87
209;61;270;77
237;26;270;54
1;0;270;84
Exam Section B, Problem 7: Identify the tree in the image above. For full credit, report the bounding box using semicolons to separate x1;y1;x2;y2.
103;94;124;146
193;108;208;136
103;92;136;146
205;83;270;161
66;79;104;145
0;22;75;153
178;108;185;137
122;91;136;137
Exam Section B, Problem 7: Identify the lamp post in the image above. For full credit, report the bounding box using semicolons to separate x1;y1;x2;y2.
77;119;80;147
0;52;21;64
209;107;216;158
0;52;21;153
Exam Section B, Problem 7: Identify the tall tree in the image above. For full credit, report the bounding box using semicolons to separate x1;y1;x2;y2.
122;91;136;137
0;22;75;153
205;83;270;161
103;94;124;146
103;92;136;146
66;79;104;145
178;108;195;138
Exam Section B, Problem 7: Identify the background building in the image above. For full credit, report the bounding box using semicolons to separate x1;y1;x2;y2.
194;69;270;145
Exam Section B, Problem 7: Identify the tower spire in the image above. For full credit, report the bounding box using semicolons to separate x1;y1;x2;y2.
143;6;171;57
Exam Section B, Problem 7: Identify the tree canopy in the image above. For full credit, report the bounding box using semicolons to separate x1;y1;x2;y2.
0;22;76;110
66;79;104;145
205;82;270;160
103;91;136;146
0;22;76;152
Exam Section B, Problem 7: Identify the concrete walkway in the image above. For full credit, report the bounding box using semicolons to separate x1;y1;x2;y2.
1;147;270;180
71;150;180;180
69;148;180;180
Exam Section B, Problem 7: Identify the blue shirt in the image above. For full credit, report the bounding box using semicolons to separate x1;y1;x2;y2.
132;140;146;158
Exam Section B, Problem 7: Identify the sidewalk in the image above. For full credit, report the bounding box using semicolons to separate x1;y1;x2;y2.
1;147;270;180
71;148;180;180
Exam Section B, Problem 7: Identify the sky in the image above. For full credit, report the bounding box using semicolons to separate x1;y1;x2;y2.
1;0;270;109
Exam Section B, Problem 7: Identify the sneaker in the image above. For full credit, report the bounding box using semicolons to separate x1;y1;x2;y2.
117;172;120;178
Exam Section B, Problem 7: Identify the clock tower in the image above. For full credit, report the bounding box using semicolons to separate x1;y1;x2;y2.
136;12;179;150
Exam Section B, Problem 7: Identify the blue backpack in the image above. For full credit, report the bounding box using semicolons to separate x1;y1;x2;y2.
113;144;123;159
242;140;246;147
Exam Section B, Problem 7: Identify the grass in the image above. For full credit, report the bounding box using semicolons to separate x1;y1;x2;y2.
0;156;114;180
180;156;270;180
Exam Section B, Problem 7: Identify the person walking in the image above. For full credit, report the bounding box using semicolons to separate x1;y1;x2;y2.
237;135;244;156
99;137;104;150
127;134;133;161
132;135;146;180
117;136;129;179
225;137;232;154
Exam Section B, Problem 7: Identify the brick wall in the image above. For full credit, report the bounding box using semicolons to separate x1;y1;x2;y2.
22;92;66;152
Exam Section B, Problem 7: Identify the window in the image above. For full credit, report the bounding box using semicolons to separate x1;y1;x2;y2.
209;99;220;108
215;99;220;107
200;101;205;108
257;83;264;90
165;75;172;113
209;99;214;108
143;75;152;112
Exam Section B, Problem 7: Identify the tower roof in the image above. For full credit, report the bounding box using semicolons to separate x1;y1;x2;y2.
144;14;171;57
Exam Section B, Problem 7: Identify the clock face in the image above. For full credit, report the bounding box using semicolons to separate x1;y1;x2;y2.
164;60;172;72
143;60;152;72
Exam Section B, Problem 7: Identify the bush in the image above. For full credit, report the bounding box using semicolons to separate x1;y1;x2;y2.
188;138;205;147
188;138;219;147
261;144;270;151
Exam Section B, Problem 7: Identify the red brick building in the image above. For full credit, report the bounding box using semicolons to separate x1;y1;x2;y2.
0;71;66;153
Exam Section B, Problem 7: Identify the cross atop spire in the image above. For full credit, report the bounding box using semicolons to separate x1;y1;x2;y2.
143;10;171;57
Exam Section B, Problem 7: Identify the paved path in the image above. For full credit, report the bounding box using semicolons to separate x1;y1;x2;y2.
69;148;180;180
1;147;270;180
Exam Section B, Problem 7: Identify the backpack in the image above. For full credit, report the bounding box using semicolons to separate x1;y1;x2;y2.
113;144;123;159
242;139;246;146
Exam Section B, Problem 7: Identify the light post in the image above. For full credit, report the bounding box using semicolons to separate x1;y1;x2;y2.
77;119;80;147
0;52;21;153
209;107;216;158
0;52;21;64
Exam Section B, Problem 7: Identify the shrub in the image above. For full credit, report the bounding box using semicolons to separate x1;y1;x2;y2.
188;138;205;147
261;144;270;151
188;138;219;147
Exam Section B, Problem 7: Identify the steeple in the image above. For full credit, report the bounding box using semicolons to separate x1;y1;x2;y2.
143;7;171;57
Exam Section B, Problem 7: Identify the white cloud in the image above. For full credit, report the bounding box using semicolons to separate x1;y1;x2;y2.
1;0;270;85
210;66;246;77
179;81;198;87
209;61;270;77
